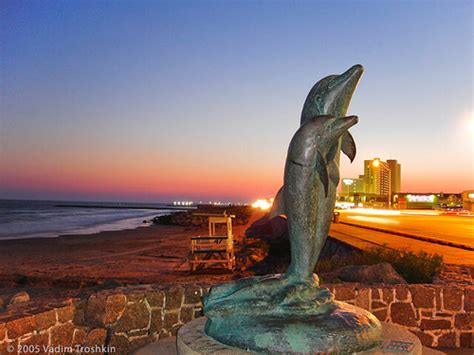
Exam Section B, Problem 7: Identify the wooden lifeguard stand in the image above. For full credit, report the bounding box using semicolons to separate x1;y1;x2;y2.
189;213;236;272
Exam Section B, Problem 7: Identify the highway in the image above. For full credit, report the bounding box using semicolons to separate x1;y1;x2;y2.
329;209;474;265
338;209;474;246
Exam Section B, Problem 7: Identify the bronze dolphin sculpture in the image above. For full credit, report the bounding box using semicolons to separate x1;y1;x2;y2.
202;64;383;353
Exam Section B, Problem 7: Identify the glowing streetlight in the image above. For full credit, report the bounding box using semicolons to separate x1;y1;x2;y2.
251;198;274;211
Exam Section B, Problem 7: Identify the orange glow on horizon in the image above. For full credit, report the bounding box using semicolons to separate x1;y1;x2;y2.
1;140;472;201
2;159;472;201
0;154;284;201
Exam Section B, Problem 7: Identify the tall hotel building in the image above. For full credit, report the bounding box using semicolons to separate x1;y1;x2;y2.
340;158;401;205
365;158;390;195
387;159;401;193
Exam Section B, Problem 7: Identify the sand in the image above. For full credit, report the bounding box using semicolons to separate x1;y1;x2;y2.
0;212;264;303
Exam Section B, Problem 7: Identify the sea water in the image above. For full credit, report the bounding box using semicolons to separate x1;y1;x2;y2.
0;199;173;240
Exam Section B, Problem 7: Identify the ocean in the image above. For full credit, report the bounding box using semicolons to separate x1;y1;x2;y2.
0;199;177;240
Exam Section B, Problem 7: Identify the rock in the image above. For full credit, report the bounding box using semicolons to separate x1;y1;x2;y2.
165;286;184;310
150;309;163;333
84;328;107;348
443;287;463;310
8;291;30;306
146;290;165;308
155;206;252;227
245;215;272;237
50;323;76;347
6;315;36;338
410;285;435;308
112;302;150;332
268;216;289;241
246;215;288;241
390;302;418;327
20;333;49;352
324;262;406;284
35;310;57;330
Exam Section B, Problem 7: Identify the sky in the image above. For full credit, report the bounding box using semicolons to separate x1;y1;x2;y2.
1;0;473;203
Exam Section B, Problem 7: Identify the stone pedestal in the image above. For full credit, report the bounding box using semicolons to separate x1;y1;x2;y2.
177;317;423;355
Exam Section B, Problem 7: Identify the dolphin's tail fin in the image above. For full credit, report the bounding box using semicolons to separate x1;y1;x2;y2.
269;186;285;218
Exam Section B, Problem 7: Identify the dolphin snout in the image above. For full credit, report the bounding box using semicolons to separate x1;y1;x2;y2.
341;64;363;82
345;64;364;79
338;115;358;130
339;115;359;127
328;115;358;137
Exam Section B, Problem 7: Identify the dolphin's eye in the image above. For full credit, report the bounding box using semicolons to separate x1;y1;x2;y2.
316;96;322;103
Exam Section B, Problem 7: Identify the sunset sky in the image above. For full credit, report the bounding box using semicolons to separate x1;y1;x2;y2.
1;0;473;203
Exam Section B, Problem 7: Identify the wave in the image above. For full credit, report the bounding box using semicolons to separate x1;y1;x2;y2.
0;200;172;240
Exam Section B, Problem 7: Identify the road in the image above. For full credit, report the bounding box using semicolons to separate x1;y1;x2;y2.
337;209;474;247
328;209;474;265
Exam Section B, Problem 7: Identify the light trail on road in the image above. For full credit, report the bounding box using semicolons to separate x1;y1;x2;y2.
337;209;474;247
346;215;400;225
329;223;474;265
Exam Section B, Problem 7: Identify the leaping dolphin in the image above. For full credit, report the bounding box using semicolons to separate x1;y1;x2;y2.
270;64;363;218
203;115;358;311
284;115;358;281
202;66;383;354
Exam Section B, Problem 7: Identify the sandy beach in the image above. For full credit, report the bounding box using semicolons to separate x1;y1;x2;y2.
0;211;264;305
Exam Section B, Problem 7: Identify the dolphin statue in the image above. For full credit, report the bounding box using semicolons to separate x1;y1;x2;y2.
270;64;363;219
202;65;383;354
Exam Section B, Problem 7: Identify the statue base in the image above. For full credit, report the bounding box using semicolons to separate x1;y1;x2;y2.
177;317;423;355
202;274;383;353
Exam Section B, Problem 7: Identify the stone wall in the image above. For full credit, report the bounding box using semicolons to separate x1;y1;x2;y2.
326;284;473;348
0;283;472;354
0;283;209;354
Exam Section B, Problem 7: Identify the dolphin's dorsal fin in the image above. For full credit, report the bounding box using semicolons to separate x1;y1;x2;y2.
341;132;357;163
326;142;338;163
315;151;329;197
269;186;286;218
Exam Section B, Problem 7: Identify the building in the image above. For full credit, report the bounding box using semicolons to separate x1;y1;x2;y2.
340;176;366;195
364;158;391;196
395;193;439;209
462;190;474;211
337;157;402;207
387;159;401;193
395;192;462;210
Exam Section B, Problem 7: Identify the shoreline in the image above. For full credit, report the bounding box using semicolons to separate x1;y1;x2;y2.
0;218;157;242
0;211;171;242
0;222;154;243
